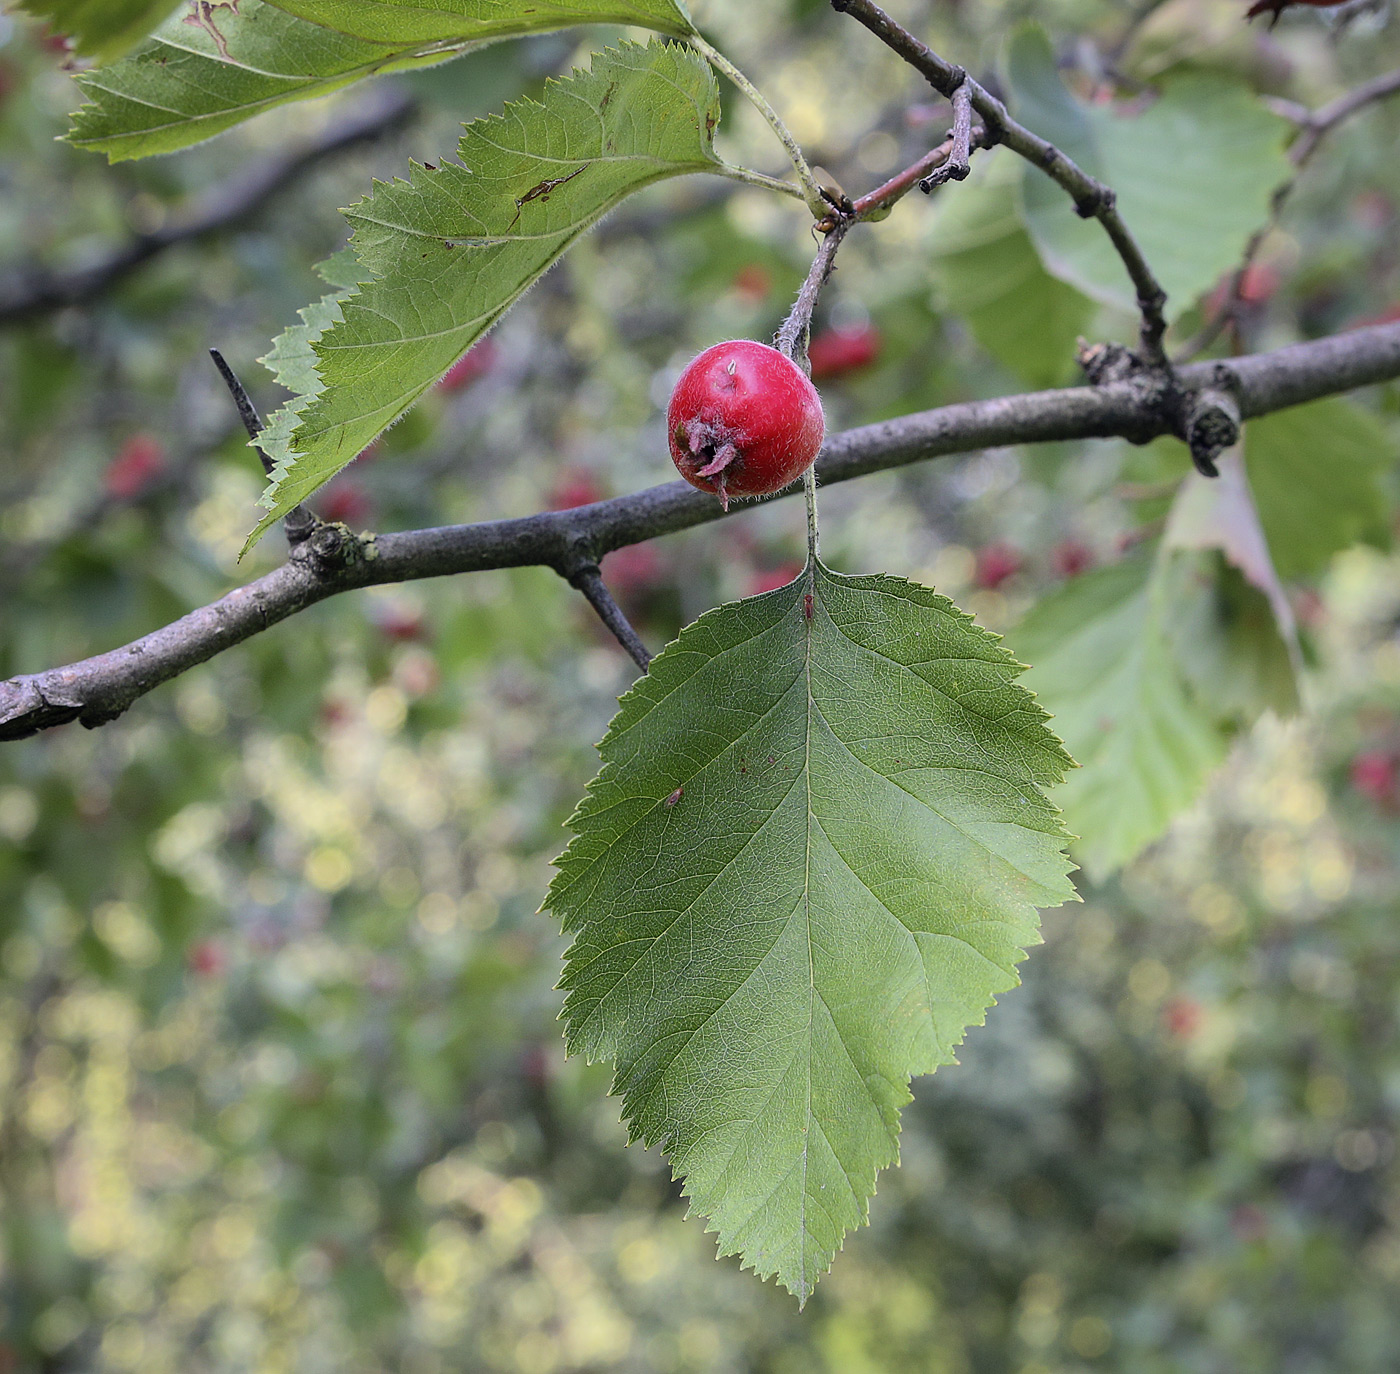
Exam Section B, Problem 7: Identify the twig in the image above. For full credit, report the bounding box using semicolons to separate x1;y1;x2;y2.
207;351;317;545
1175;67;1400;363
3;319;1398;742
1288;67;1400;168
829;0;1171;366
568;565;652;670
851;124;988;219
919;75;974;190
774;217;854;361
0;86;416;326
689;34;828;219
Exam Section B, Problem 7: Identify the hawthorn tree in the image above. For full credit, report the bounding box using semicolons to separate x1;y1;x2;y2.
3;0;1400;1336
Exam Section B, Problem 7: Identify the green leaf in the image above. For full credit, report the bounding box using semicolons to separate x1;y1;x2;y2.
245;40;723;552
547;563;1076;1301
1169;553;1300;723
928;152;1093;388
255;251;365;459
269;0;693;43
17;0;182;61
1243;398;1394;580
67;0;696;161
1006;25;1290;319
1013;550;1228;881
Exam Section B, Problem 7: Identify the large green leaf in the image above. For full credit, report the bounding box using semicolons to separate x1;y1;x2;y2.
17;0;181;61
1006;25;1290;319
547;563;1076;1301
246;40;724;551
928;152;1093;388
1013;550;1228;881
1243;398;1393;580
67;0;696;160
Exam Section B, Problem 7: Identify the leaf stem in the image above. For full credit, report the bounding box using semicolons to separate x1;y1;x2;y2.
689;34;827;219
711;163;807;202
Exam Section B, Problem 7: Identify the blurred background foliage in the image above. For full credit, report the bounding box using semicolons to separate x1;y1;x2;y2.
2;0;1400;1368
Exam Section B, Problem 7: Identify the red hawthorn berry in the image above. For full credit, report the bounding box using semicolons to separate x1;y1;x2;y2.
731;264;772;302
1162;996;1203;1039
601;543;664;595
808;324;881;380
438;338;497;393
1237;264;1279;305
319;479;372;527
549;468;605;510
667;340;824;510
974;543;1023;590
104;433;166;499
746;562;805;596
1052;538;1095;578
1350;750;1399;809
376;606;425;643
187;940;225;979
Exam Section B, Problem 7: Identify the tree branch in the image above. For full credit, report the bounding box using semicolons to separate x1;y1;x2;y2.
0;86;416;327
568;566;652;671
829;0;1171;365
3;320;1398;742
1178;67;1400;362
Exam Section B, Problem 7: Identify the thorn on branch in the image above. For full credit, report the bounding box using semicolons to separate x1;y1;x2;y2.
566;564;652;672
208;349;318;547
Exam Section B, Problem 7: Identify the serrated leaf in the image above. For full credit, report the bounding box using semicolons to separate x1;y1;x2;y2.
547;562;1076;1301
1006;25;1290;319
17;0;182;61
255;252;365;457
245;40;723;552
1243;398;1393;580
928;152;1092;388
67;0;696;161
1013;550;1228;880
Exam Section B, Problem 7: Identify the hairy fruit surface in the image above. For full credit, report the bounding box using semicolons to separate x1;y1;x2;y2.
667;340;824;509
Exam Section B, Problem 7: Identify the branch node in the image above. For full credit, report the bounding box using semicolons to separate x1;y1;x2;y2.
1074;183;1115;219
1183;366;1243;478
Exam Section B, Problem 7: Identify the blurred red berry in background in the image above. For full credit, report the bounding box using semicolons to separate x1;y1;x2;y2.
320;479;372;527
438;338;498;393
1350;750;1399;810
549;468;605;510
104;434;166;499
731;263;771;302
808;325;881;381
746;563;804;596
187;940;225;979
1162;997;1203;1039
1052;539;1095;578
974;543;1022;590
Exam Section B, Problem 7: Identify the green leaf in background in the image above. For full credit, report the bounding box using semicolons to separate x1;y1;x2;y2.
1169;553;1300;723
17;0;182;61
269;0;693;43
1005;25;1290;320
67;0;696;160
1244;398;1393;580
928;152;1093;388
246;40;724;552
1014;551;1227;881
548;563;1076;1301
